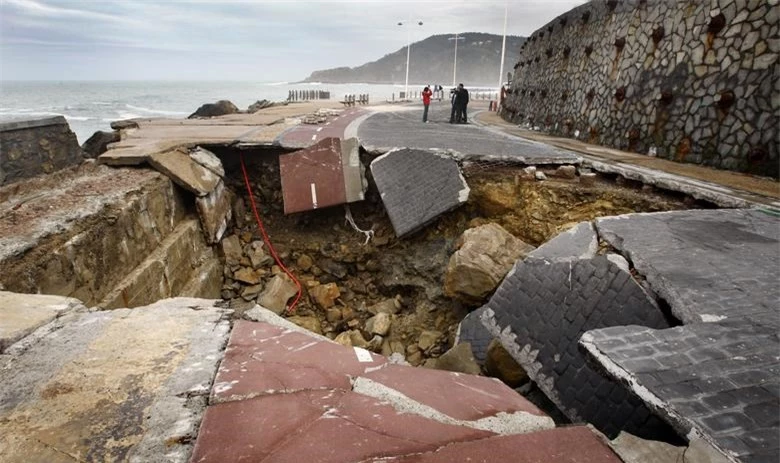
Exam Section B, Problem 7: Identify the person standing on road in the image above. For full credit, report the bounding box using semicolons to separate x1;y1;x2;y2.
449;86;459;123
456;83;470;123
422;86;433;123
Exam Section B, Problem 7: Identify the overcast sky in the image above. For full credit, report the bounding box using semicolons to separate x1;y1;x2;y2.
1;0;586;81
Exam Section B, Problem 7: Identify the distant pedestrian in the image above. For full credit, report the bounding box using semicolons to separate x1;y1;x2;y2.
449;87;459;123
422;86;433;123
455;83;469;123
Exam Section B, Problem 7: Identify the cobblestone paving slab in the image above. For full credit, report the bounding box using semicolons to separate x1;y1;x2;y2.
528;221;598;261
0;298;230;463
595;209;780;327
370;148;469;237
455;307;493;364
358;105;580;164
581;322;780;463
371;426;623;463
481;255;676;438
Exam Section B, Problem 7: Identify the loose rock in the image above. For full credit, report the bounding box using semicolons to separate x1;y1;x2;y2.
297;254;314;271
308;283;340;309
188;100;239;119
81;130;120;158
365;312;392;336
221;235;243;267
257;275;297;314
555;165;577;179
286;316;322;335
418;330;442;352
444;223;535;304
246;241;272;269
485;339;528;387
435;342;482;375
234;267;263;285
367;298;401;315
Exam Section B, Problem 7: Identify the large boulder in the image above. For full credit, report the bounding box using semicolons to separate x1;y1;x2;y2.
248;99;274;113
188;100;239;119
444;223;535;304
81;130;120;158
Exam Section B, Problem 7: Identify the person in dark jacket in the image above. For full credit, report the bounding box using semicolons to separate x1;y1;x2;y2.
449;87;459;123
455;83;469;123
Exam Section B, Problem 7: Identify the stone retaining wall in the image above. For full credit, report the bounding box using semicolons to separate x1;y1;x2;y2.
0;116;85;185
502;0;779;177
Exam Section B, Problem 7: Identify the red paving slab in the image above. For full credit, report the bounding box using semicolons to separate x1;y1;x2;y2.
211;321;386;403
363;364;547;421
191;389;494;463
277;108;366;148
279;137;347;214
375;426;623;463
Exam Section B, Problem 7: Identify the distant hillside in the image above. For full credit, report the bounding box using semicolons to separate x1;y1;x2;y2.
302;33;525;87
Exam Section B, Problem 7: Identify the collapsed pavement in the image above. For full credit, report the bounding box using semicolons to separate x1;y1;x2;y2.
459;209;780;462
1;105;778;462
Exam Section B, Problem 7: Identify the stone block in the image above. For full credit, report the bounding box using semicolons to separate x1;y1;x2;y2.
81;130;120;158
189;146;224;178
0;116;84;186
148;148;221;197
435;342;482;375
0;291;85;353
0;298;230;462
195;179;233;244
220;234;243;267
308;282;340;309
370;149;470;237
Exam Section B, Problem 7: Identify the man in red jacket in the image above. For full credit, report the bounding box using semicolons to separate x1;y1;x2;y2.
422;86;433;123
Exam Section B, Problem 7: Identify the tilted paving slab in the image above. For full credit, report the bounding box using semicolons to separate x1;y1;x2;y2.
581;322;780;463
0;291;85;353
278;137;350;214
372;426;623;463
193;309;562;462
595;209;780;327
0;297;230;463
191;389;494;463
528;220;598;261
479;254;676;438
211;320;387;403
148;148;221;197
370;148;469;237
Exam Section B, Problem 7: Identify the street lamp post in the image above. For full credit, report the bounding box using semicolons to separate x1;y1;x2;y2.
398;20;423;99
448;33;465;87
497;2;508;103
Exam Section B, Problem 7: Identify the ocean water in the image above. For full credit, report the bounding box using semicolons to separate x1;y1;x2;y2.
0;81;414;144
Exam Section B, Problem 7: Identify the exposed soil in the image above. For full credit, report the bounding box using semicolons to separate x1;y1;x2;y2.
217;147;691;366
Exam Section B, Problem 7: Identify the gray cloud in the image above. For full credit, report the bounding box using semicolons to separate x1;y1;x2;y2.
1;0;586;80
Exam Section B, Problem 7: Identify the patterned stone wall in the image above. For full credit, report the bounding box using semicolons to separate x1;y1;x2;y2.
502;0;779;177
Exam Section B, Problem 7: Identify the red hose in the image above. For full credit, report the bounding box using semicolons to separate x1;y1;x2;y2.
239;152;302;314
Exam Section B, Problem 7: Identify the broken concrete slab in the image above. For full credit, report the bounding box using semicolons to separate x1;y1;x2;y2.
211;320;387;403
0;291;85;353
340;136;367;203
192;389;494;463
609;431;686;463
0;297;230;463
278;137;366;214
371;148;469;237
595;209;780;327
444;223;535;304
148;148;221;197
189;146;225;178
528;220;598;261
195;178;233;244
480;255;676;439
581;322;780;463
384;426;623;462
359;363;552;430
